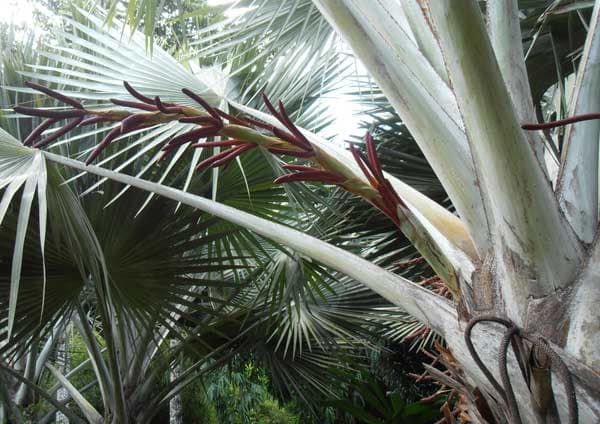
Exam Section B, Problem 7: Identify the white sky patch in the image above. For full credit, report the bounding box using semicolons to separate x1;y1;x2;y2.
314;47;371;146
224;7;255;19
319;95;364;147
0;0;36;26
207;0;254;19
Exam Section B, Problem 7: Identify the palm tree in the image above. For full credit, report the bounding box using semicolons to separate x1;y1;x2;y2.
2;1;600;423
0;6;421;422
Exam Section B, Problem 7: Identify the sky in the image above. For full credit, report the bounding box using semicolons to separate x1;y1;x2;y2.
0;0;37;26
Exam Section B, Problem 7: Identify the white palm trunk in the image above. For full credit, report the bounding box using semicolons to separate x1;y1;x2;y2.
311;1;600;422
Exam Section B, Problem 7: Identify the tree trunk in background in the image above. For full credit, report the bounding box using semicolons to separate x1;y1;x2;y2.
169;339;183;424
55;326;70;424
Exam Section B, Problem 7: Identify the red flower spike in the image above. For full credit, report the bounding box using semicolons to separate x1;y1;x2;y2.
378;183;402;214
349;144;378;187
179;116;221;126
181;88;221;121
210;144;256;167
382;178;403;206
163;126;222;151
191;139;246;148
261;95;300;144
261;93;281;120
25;81;84;109
23;118;58;146
120;114;150;133
277;100;312;150
214;109;251;127
110;98;157;112
365;132;384;179
350;133;406;224
271;127;306;149
123;81;154;105
13;106;85;120
85;126;123;164
154;96;183;114
195;147;242;170
267;147;315;158
261;93;312;151
33;116;84;148
80;116;112;127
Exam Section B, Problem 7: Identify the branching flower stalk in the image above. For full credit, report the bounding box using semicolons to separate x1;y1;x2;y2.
15;81;210;163
14;81;457;298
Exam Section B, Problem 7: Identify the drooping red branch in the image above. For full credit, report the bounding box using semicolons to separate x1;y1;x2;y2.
261;94;314;153
521;112;600;130
182;88;221;120
13;82;225;165
109;98;157;111
195;143;257;170
24;81;84;109
13;106;85;120
186;92;317;172
123;81;155;105
162;126;223;152
14;84;403;224
34;117;83;148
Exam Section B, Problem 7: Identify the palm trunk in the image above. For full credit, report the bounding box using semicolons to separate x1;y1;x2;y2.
312;1;600;422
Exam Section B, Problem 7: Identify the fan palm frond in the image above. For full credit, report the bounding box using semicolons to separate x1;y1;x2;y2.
0;128;104;352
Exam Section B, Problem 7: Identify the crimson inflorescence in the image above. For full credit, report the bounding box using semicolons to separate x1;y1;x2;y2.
14;81;225;164
522;112;600;130
14;82;403;221
350;133;405;225
14;82;320;171
178;92;319;171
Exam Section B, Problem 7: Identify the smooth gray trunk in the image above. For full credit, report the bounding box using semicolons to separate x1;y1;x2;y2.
55;326;70;424
169;339;183;424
